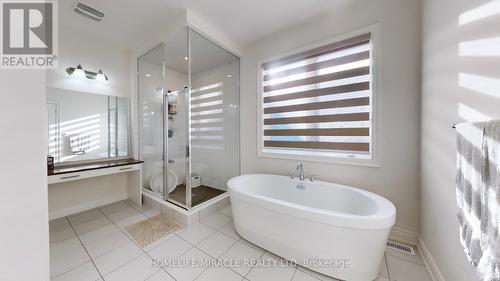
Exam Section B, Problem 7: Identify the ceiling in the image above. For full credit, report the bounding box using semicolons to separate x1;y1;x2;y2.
138;27;238;74
59;0;351;50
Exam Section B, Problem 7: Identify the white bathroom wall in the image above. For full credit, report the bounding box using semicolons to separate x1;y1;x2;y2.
44;24;134;220
0;70;49;281
420;0;500;280
46;25;131;98
240;0;421;234
186;10;242;56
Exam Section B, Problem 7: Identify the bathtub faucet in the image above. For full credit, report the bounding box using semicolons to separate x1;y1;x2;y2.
291;162;305;181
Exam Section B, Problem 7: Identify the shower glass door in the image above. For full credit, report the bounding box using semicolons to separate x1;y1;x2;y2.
139;27;239;209
188;28;240;207
164;89;190;207
138;44;166;199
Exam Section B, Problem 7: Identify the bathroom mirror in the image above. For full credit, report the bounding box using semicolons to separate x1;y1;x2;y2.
46;87;130;164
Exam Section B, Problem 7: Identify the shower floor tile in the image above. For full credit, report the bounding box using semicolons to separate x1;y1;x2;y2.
168;184;225;206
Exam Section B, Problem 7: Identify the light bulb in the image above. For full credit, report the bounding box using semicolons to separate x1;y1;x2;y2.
73;65;86;78
96;69;107;82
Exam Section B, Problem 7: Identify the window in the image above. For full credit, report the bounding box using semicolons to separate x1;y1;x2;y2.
191;82;224;149
259;31;378;165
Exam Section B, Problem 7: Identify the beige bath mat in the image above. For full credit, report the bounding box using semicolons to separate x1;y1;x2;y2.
125;215;180;248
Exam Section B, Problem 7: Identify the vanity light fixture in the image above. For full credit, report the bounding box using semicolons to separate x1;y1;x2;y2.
66;65;109;81
184;56;189;60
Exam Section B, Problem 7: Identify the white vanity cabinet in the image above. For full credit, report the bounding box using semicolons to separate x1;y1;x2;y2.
47;159;143;220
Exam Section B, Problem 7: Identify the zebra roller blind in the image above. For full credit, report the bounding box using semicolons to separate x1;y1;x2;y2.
261;33;373;159
191;82;224;149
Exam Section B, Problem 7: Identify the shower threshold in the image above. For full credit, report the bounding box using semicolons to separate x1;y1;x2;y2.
141;187;229;213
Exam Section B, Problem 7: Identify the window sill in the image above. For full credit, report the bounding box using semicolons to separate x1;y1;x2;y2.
257;151;380;168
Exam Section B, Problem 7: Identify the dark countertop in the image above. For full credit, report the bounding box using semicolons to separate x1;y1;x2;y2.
48;158;144;176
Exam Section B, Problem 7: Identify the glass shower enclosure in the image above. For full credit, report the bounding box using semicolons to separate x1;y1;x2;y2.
138;27;240;210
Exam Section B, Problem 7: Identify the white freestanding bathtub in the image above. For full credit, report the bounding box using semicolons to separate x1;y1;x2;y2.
228;174;396;281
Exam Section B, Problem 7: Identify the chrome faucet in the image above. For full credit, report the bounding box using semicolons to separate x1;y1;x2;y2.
291;162;305;181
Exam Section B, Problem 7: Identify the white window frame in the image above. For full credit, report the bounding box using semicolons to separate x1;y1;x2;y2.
256;24;381;167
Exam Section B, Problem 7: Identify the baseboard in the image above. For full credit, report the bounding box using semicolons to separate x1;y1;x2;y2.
418;238;446;281
389;227;419;246
49;194;128;220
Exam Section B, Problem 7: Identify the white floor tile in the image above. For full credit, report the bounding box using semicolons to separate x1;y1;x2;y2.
296;267;339;281
219;222;241;240
177;223;216;245
142;207;162;218
238;239;265;253
93;241;143;275
99;201;130;215
386;255;432;281
83;230;130;258
105;206;140;222
165;248;212;281
50;218;77;244
386;246;425;266
126;200;162;218
104;254;160;281
379;254;388;278
68;209;105;225
51;261;100;281
49;217;72;231
197;232;237;259
78;224;121;245
49;206;434;281
72;217;113;236
195;266;243;281
148;236;193;261
199;204;219;219
220;241;264;276
141;233;176;252
119;213;149;229
201;213;232;230
219;206;232;218
50;238;90;277
50;226;78;244
146;270;176;281
106;206;148;228
246;252;296;281
292;269;322;281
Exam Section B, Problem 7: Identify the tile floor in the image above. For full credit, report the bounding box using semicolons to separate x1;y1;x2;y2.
50;200;433;281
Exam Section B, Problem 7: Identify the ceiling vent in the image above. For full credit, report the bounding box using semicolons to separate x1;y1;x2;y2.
73;2;104;22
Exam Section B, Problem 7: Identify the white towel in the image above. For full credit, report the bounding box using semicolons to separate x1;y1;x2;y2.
456;121;500;281
456;122;485;266
477;121;500;281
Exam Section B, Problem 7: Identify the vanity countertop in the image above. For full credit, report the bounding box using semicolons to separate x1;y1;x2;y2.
48;158;144;176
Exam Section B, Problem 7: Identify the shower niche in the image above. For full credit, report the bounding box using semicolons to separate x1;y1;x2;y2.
138;27;240;210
